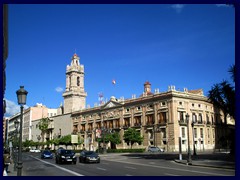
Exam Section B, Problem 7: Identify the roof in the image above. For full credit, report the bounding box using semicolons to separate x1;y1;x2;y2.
188;89;203;95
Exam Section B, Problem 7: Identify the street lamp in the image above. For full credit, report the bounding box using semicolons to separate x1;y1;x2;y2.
191;118;197;156
101;127;107;154
13;120;19;171
186;113;192;165
16;86;28;176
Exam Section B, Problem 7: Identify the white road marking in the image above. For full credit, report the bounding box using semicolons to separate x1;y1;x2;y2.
31;156;84;176
126;174;133;176
124;166;136;170
104;159;233;176
165;173;180;176
96;167;107;171
149;162;155;164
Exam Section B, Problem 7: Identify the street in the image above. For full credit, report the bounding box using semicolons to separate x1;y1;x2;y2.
10;152;235;176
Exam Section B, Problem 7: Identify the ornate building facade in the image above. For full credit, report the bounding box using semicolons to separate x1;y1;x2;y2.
70;82;227;152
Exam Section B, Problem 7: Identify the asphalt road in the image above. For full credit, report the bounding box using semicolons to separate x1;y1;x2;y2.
20;152;235;176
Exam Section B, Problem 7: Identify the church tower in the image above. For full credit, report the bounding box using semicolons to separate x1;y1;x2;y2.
62;53;87;113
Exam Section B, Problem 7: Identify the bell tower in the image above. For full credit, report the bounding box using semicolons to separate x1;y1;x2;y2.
62;53;87;113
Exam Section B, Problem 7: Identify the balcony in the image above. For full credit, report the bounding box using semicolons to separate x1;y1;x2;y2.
133;123;141;127
178;119;187;126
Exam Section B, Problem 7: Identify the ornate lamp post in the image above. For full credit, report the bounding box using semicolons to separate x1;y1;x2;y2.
16;86;28;176
101;127;107;154
186;113;192;165
13;120;20;171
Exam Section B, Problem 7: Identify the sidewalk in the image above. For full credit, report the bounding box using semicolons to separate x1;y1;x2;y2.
174;152;235;169
5;163;26;176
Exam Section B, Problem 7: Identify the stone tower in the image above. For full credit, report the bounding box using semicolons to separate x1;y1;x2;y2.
62;53;87;113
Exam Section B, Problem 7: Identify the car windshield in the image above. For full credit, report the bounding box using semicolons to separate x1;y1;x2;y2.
61;150;74;155
43;150;52;154
149;147;159;150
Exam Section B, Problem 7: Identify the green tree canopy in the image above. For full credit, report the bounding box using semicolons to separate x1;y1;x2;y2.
123;128;143;149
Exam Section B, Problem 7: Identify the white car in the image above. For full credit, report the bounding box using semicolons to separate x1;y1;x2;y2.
30;149;41;153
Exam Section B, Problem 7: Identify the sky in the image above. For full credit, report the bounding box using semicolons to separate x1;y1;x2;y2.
4;4;235;117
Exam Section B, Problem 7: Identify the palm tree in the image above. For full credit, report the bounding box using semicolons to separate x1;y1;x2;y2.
38;117;50;148
208;64;235;120
228;64;235;83
208;64;235;153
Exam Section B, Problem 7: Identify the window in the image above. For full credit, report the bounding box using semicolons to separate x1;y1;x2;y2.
192;103;194;107
159;112;167;123
77;77;80;86
179;111;184;121
194;128;197;138
206;114;209;122
192;113;197;122
162;102;166;106
198;113;202;123
198;104;201;108
179;101;182;105
200;128;203;138
181;127;185;138
126;108;130;112
207;128;210;138
137;106;141;111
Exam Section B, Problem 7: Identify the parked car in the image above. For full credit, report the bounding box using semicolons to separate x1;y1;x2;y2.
55;149;76;164
79;150;100;163
30;149;41;153
41;150;53;159
147;146;164;153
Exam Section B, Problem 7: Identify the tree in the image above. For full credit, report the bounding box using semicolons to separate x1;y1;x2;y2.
208;64;235;153
208;64;235;120
106;131;121;149
123;128;143;149
59;135;72;148
38;117;50;141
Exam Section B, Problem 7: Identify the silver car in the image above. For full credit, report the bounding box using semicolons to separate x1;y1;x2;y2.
147;146;164;153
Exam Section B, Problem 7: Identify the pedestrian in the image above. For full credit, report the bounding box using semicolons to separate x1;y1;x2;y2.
3;149;11;173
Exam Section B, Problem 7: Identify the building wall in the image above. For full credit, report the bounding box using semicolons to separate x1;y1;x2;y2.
70;88;223;152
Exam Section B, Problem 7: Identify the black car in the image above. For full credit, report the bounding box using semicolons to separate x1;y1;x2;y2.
41;150;53;159
79;151;100;163
55;149;77;164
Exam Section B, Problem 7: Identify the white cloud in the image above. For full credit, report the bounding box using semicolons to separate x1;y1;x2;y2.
5;99;20;117
4;99;28;117
171;4;185;13
55;87;64;93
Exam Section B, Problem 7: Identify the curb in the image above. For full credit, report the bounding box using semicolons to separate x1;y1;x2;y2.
174;159;235;170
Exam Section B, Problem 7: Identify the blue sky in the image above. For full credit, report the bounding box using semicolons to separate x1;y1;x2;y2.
4;4;235;117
